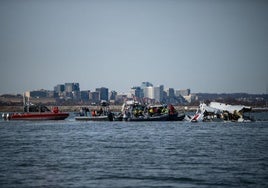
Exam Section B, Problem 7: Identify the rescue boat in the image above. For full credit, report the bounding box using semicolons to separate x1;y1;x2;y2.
2;106;69;121
2;95;69;121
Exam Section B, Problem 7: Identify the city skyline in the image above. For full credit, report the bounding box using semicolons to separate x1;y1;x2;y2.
1;0;268;94
1;81;267;107
0;80;264;96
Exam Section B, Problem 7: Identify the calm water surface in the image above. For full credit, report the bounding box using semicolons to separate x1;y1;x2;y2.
0;114;268;188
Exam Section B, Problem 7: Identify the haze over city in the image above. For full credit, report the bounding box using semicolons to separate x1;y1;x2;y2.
0;0;267;95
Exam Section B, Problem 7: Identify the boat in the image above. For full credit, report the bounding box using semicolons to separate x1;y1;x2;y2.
2;100;69;121
75;101;114;121
171;113;186;121
191;102;253;122
121;100;185;121
75;115;113;121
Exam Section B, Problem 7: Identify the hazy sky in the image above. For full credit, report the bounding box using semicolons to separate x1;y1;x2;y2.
1;0;267;94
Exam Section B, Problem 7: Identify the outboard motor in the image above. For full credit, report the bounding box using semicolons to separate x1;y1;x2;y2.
108;112;114;121
2;113;10;121
6;113;10;120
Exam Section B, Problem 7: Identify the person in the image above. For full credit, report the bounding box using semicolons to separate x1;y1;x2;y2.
92;110;96;116
53;106;59;113
133;109;139;117
162;107;168;114
99;108;103;115
149;108;154;116
169;104;175;115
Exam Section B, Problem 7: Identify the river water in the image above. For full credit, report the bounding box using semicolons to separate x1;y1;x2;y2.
0;113;267;188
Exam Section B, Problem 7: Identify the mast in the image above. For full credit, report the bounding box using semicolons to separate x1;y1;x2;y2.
27;96;30;112
23;93;25;106
23;92;30;112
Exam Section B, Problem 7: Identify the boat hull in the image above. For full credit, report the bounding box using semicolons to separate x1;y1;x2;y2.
169;114;185;121
125;113;185;122
7;112;69;121
75;115;112;121
126;115;169;121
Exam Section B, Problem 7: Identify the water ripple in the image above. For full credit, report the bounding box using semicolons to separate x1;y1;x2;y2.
0;120;267;187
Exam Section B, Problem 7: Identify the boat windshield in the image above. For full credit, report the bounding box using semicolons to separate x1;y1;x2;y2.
24;104;51;112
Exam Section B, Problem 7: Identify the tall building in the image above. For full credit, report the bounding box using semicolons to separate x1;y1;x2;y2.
159;85;164;102
143;85;164;103
166;88;175;98
140;82;153;98
89;91;100;104
81;90;90;102
153;85;164;102
65;83;80;92
54;84;65;98
25;90;49;98
109;90;117;101
54;83;80;100
144;86;153;99
96;87;109;101
62;83;80;100
176;89;190;97
54;84;65;93
115;94;128;104
130;86;143;99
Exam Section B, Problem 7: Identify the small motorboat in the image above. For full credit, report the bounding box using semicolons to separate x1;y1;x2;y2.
75;100;114;121
75;115;113;121
2;106;69;121
2;94;69;121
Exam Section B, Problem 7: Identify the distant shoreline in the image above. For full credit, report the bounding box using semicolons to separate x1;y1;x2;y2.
0;105;267;113
0;105;194;113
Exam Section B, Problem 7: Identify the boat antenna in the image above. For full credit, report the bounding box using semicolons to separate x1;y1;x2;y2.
25;93;30;113
23;93;25;112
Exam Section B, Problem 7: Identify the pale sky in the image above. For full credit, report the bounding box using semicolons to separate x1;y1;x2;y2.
0;0;267;94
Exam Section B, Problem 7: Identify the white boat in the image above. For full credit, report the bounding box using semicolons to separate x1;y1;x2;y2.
75;101;114;121
75;115;113;121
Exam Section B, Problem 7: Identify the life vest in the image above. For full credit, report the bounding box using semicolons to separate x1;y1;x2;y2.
92;110;96;116
53;106;59;113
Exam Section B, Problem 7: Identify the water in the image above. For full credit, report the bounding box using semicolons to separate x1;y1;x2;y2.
0;114;268;187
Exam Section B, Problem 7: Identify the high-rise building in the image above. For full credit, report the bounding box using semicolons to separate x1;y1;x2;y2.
89;91;100;104
143;85;164;103
65;83;80;92
159;85;164;102
54;84;65;93
176;89;190;97
140;82;153;98
96;87;109;101
25;89;49;98
166;88;175;98
54;84;65;98
130;86;143;99
81;90;90;102
109;90;117;101
144;86;153;99
54;83;80;100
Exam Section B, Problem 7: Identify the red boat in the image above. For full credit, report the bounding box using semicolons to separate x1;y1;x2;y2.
2;106;69;121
